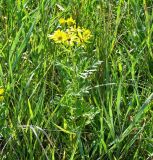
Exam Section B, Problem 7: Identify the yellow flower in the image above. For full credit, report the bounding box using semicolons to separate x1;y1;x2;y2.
78;29;91;43
65;32;78;46
0;87;4;102
66;17;76;26
48;29;67;43
83;29;91;38
59;18;66;25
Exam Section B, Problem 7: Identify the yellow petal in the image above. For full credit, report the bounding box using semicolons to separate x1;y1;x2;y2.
0;88;4;95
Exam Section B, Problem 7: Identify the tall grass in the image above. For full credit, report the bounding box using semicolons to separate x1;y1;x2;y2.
0;0;153;159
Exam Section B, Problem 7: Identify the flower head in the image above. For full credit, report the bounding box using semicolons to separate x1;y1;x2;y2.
65;32;79;46
59;18;66;25
66;17;76;26
48;29;67;43
83;29;91;38
78;29;91;43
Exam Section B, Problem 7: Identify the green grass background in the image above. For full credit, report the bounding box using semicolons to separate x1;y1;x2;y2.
0;0;153;159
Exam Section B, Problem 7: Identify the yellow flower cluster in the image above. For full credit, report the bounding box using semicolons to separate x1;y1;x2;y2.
0;87;4;102
48;17;92;47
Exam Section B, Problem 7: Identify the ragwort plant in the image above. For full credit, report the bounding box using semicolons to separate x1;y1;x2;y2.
46;17;102;159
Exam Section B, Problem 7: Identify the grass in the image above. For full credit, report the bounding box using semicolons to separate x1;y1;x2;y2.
0;0;153;159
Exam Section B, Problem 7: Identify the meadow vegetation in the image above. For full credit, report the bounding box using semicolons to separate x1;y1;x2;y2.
0;0;153;159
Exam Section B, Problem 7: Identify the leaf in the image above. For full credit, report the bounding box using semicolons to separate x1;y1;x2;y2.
28;99;33;119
